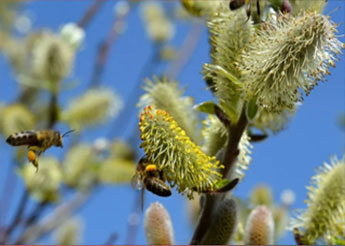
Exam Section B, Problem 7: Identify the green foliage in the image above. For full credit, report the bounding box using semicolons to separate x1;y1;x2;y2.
194;101;217;115
246;97;259;121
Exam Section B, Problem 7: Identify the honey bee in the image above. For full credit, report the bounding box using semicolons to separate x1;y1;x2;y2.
131;157;171;210
229;0;261;21
6;129;74;170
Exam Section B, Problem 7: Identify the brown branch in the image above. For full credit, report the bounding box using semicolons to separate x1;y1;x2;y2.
104;232;118;245
165;22;204;80
47;92;58;129
0;190;29;244
90;3;131;87
190;104;248;245
77;0;105;29
221;106;248;177
23;201;49;228
108;44;162;138
124;191;142;245
14;192;88;244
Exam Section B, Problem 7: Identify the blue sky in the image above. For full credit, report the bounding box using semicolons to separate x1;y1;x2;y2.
0;0;344;244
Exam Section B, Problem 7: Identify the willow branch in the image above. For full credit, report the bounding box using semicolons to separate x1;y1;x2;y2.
165;21;204;80
89;5;131;87
190;104;248;245
108;44;161;139
47;92;58;129
77;0;105;29
0;190;29;244
104;232;118;245
14;192;88;244
124;191;142;245
23;201;49;228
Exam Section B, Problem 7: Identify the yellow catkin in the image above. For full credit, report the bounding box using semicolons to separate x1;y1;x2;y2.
139;106;223;198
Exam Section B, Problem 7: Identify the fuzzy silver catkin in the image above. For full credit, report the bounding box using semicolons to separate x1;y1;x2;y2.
203;4;254;121
201;198;238;245
244;205;275;245
141;2;174;43
19;157;63;203
144;202;174;245
242;11;344;113
61;88;121;130
138;76;199;143
291;156;345;244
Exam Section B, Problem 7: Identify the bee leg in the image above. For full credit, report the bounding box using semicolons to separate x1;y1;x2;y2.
27;150;39;172
32;159;39;173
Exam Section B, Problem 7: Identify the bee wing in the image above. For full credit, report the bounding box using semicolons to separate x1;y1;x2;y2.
131;173;143;190
140;188;145;212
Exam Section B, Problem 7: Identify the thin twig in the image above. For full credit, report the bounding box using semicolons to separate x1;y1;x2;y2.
47;92;58;129
108;44;162;139
1;190;29;244
89;3;131;87
77;0;105;29
104;232;118;245
124;191;142;245
14;192;89;244
23;201;49;228
0;158;18;229
165;22;204;80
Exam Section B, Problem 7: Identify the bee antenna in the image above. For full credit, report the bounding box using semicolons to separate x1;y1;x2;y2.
62;129;75;138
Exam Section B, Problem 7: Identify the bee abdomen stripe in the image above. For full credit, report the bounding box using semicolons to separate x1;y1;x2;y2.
6;131;39;146
145;179;172;197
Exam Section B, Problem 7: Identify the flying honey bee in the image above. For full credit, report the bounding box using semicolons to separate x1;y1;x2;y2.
6;129;74;171
131;157;171;210
229;0;261;20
